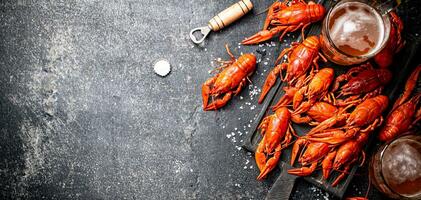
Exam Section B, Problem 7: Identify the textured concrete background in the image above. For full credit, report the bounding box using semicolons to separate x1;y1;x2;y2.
0;0;419;199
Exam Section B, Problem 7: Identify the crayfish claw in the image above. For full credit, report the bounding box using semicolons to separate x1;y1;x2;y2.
242;27;284;45
287;162;317;176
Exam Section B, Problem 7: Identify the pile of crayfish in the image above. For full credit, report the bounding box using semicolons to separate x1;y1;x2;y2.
200;0;411;190
243;1;405;187
255;60;393;186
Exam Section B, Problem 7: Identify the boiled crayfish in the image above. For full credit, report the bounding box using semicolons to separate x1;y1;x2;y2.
202;45;256;111
258;36;326;103
328;131;368;187
331;63;392;106
291;101;340;125
242;0;325;45
292;68;334;113
255;107;295;180
289;130;369;187
306;95;389;144
288;138;331;176
379;65;421;141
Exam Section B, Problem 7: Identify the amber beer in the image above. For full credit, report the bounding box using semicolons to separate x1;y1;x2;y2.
320;0;390;65
370;135;421;199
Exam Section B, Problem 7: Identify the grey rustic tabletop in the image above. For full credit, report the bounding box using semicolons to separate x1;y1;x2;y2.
0;0;420;199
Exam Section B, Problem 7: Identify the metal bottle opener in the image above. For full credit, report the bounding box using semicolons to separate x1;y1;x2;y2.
189;0;253;44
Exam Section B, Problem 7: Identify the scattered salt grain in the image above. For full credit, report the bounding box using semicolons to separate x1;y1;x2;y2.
240;96;243;100
234;127;238;131
250;165;253;169
154;59;171;77
264;62;268;65
222;125;225;129
239;106;243;109
245;160;250;164
250;105;256;110
226;134;232;139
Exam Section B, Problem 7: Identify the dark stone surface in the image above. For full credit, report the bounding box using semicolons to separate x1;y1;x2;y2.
0;0;419;199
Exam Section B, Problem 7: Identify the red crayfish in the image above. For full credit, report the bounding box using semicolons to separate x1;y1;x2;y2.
291;101;340;125
288;138;331;176
328;131;368;187
306;95;389;144
202;45;256;110
291;68;334;113
379;65;421;141
255;107;295;180
258;36;326;103
331;63;392;106
242;0;325;45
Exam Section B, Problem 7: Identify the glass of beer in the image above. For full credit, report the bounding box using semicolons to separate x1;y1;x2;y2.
369;134;421;199
320;0;391;65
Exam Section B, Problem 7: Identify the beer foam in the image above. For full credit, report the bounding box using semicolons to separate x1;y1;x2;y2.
329;2;384;56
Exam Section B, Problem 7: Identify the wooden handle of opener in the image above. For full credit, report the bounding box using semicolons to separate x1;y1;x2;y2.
208;0;253;31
